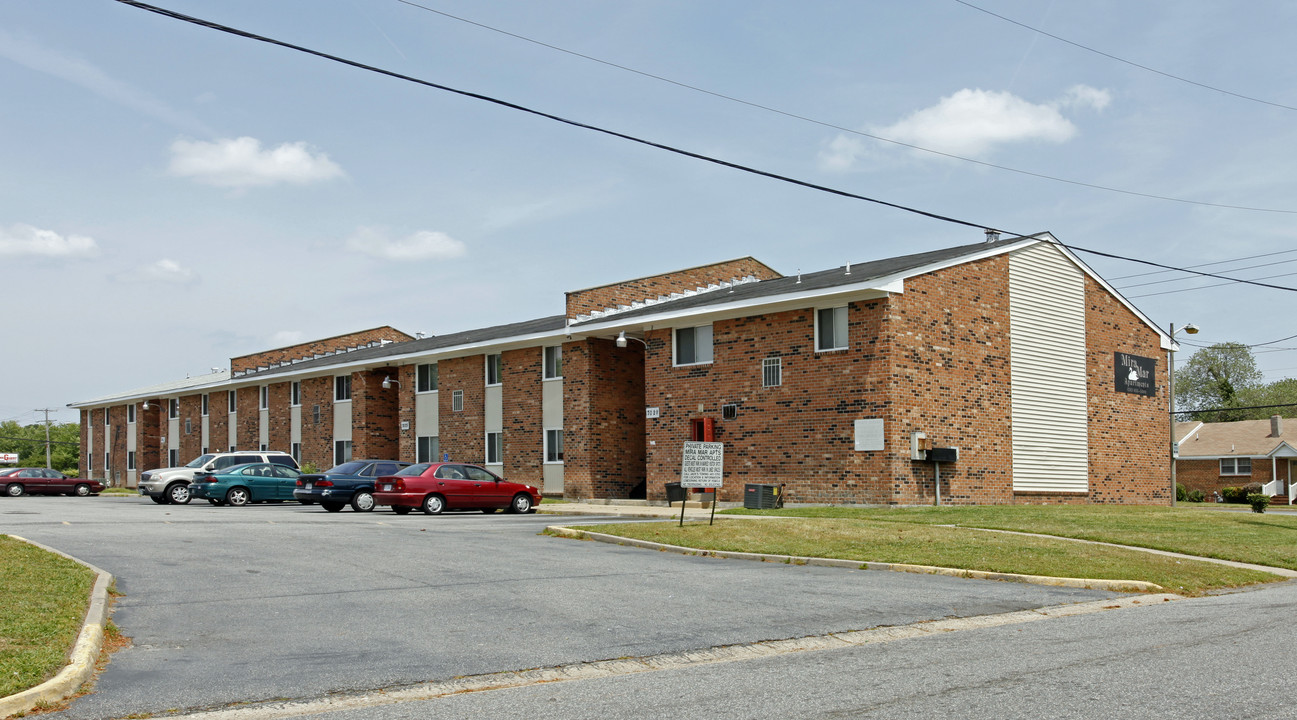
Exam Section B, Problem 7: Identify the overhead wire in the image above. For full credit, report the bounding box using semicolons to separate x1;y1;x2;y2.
1107;247;1297;281
112;0;1297;297
954;0;1297;113
1116;258;1297;290
391;0;1297;215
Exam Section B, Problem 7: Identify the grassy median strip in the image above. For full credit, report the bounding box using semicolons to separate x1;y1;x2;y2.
569;516;1280;595
723;505;1297;570
0;536;95;697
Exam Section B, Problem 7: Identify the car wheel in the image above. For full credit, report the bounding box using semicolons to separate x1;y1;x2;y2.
322;502;345;513
481;508;499;514
74;484;92;497
508;493;534;514
5;483;23;497
392;506;412;515
421;494;445;515
167;483;191;505
150;495;168;504
351;491;376;512
226;487;251;507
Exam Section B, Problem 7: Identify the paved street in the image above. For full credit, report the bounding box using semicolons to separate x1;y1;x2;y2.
4;495;1126;719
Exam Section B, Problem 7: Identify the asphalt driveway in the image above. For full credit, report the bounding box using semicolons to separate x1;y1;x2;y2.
3;495;1122;719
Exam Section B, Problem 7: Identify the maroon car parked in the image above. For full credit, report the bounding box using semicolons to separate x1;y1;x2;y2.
3;468;104;497
372;462;541;515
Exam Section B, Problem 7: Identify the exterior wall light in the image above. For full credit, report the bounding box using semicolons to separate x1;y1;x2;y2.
381;376;400;389
616;331;648;348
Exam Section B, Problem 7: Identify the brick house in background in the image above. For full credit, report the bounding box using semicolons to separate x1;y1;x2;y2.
1175;416;1297;504
70;232;1176;505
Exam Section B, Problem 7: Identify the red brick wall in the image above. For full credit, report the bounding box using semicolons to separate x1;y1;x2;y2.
300;377;334;469
397;365;417;462
566;338;646;499
267;382;292;453
351;369;399;461
1177;458;1275;497
503;348;543;486
230;326;413;373
108;405;128;486
439;356;485;464
209;390;230;452
138;402;164;473
1085;274;1171;504
566;258;781;319
178;395;202;464
236;387;259;450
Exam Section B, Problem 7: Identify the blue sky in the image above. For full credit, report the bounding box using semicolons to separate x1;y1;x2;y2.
3;0;1296;425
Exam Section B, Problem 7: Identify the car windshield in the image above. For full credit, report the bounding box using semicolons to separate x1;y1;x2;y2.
185;454;215;468
325;461;366;474
395;464;430;476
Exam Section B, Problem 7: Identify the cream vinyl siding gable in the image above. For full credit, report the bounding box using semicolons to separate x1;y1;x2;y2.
1009;243;1089;493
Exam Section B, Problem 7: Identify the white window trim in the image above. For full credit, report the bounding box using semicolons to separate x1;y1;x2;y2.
169;398;180;420
1220;457;1253;476
127;450;136;471
335;375;352;403
259;386;269;411
485;354;503;387
290;382;301;408
673;324;714;367
452;389;464;412
416;363;439;394
229;390;237;414
543;346;563;381
544;428;564;464
128;404;136;424
814;306;849;353
201;394;209;417
485;431;503;465
762;357;783;388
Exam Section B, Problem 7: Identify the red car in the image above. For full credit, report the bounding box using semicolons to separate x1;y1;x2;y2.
3;468;104;497
372;462;541;515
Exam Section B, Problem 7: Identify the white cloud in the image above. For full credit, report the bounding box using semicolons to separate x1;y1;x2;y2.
0;223;99;258
820;85;1112;170
344;227;468;261
168;137;345;188
141;259;195;284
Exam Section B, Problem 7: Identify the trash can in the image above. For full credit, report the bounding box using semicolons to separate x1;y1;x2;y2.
665;482;688;504
744;483;782;509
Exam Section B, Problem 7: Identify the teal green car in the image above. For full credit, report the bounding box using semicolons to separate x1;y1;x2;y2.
188;463;303;507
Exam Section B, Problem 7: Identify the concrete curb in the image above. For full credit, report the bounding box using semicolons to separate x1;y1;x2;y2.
545;525;1165;593
1;537;114;720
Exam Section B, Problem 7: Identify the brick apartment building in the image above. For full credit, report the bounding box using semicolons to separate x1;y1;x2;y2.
69;232;1176;505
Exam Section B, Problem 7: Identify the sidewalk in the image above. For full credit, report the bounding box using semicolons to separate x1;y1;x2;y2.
537;500;735;521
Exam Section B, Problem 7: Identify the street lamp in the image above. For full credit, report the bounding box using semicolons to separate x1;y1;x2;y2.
615;331;648;348
1168;322;1199;507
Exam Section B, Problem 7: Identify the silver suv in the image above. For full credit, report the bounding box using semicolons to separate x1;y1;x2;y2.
139;451;299;505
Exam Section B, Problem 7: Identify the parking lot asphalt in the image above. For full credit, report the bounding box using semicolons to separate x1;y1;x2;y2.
3;495;1123;719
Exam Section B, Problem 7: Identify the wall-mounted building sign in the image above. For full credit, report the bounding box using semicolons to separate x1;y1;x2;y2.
646;407;660;419
1114;352;1157;397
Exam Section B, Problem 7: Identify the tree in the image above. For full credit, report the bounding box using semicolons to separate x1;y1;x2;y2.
1174;343;1265;422
0;420;81;472
1238;378;1297;419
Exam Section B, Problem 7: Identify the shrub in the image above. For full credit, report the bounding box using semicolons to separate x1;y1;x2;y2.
299;461;319;474
1244;482;1264;495
1176;483;1187;502
1187;489;1205;503
1248;493;1271;513
1221;486;1248;504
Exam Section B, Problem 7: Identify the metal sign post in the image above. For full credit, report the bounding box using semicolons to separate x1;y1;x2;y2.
680;441;723;526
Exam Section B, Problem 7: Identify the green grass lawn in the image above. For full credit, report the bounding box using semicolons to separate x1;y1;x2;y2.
566;505;1295;596
0;536;96;697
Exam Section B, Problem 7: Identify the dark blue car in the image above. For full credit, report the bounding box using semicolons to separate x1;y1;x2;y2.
292;460;410;512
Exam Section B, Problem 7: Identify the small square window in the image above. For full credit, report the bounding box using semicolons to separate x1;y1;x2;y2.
544;346;563;379
417;436;441;463
762;357;782;387
335;375;352;402
816;306;849;352
335;439;353;465
486;354;503;386
417;363;439;393
674;324;714;366
453;389;464;412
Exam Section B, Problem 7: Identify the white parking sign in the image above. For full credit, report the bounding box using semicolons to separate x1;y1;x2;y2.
680;441;723;488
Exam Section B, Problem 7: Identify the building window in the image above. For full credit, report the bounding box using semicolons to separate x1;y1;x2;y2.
290;381;301;407
87;453;93;472
417;363;439;393
104;409;109;428
103;452;110;470
291;442;301;462
452;390;464;412
334;439;353;465
260;443;268;452
202;446;209;455
544;346;563;380
127;451;136;471
229;390;237;414
816;306;849;352
417;435;441;463
169;398;179;419
169;449;179;467
260;386;269;410
185;418;192;435
545;429;564;463
128;404;136;424
201;394;209;416
674;324;714;366
486;432;502;464
486;354;503;386
335;375;352;402
1220;458;1252;476
762;357;782;387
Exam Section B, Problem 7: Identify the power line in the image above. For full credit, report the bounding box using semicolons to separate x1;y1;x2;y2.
954;0;1297;113
1127;269;1297;298
1116;258;1297;290
1107;248;1297;281
390;0;1297;215
113;0;1297;297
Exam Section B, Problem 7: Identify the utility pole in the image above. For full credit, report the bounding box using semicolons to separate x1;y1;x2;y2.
35;408;55;468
